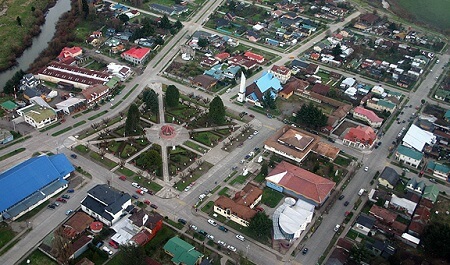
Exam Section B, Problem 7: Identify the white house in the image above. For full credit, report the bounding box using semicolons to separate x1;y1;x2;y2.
395;145;423;168
16;104;58;129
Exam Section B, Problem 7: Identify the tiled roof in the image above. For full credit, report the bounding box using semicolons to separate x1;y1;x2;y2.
266;161;335;204
311;83;330;95
270;65;290;75
64;212;94;235
81;84;109;101
344;125;376;145
278;129;315;151
369;205;397;224
37;62;110;87
122;46;151;60
354;106;383;123
244;51;264;62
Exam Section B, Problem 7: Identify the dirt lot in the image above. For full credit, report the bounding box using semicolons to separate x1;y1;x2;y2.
431;195;450;225
332;119;359;138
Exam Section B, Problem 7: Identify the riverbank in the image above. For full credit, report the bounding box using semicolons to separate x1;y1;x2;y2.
0;0;57;72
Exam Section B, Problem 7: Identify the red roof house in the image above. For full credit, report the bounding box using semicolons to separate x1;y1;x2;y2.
343;125;377;149
311;83;330;96
214;52;231;62
121;46;151;64
57;47;83;61
369;205;397;224
244;51;265;63
353;106;383;128
266;161;336;206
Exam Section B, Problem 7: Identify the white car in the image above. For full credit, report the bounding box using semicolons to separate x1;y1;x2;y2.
253;130;259;135
131;182;140;188
102;246;113;255
334;224;341;232
141;187;148;193
199;194;206;200
227;245;237;252
206;234;215;240
184;186;191;192
217;240;227;247
364;167;368;172
207;219;218;226
190;225;198;231
235;234;245;241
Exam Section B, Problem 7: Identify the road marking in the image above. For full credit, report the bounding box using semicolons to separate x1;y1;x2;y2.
264;125;276;131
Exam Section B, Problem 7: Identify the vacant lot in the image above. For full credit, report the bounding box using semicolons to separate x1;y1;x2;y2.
389;0;450;34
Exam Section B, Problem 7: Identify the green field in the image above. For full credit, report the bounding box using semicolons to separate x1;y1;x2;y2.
391;0;450;33
0;0;51;70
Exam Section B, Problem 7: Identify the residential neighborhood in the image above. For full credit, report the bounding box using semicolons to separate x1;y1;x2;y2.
0;0;449;265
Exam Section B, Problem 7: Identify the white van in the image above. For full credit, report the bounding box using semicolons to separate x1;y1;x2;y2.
358;189;365;196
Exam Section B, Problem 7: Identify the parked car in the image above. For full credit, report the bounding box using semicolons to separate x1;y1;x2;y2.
67;189;74;193
302;248;308;255
206;234;214;240
150;204;158;209
334;224;341;232
364;167;369;172
235;235;245;241
144;200;151;205
62;195;70;199
178;218;187;225
56;198;67;203
217;240;227;247
190;225;198;231
227;245;237;252
102;246;113;255
47;204;56;209
136;189;144;195
344;201;349;206
198;230;208;236
109;240;119;249
338;195;345;200
207;219;218;226
218;226;228;232
132;182;140;188
70;154;77;159
96;241;104;248
66;210;73;216
132;194;139;199
119;175;126;181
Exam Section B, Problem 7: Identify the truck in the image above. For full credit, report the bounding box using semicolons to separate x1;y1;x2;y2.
358;189;365;196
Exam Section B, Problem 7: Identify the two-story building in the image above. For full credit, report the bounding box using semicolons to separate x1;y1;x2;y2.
16;104;58;129
353;106;383;128
395;145;423;168
121;47;151;65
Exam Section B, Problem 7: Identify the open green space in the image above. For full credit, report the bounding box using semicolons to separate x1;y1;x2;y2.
90;152;118;169
230;175;248;185
183;140;208;154
19;249;58;265
218;187;229;196
88;110;108;120
0;223;16;250
261;187;284;207
392;0;450;32
192;131;221;146
201;201;214;213
0;148;26;161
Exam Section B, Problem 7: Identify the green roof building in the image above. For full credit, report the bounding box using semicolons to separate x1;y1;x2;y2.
423;184;439;203
105;76;120;89
395;145;423;168
17;104;58;129
0;100;18;111
163;237;203;265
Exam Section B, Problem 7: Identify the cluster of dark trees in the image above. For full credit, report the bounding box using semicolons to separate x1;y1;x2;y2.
295;102;328;129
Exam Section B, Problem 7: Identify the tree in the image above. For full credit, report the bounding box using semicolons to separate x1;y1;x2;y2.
248;212;272;239
262;90;276;109
143;89;159;113
160;15;171;29
198;38;209;48
174;20;183;30
295;102;327;129
208;96;226;125
422;222;450;260
165;85;180;108
118;13;130;23
52;227;71;265
16;16;22;26
81;0;89;19
119;244;146;265
136;150;162;172
331;43;343;58
260;162;268;177
349;245;370;263
125;104;140;136
3;69;25;94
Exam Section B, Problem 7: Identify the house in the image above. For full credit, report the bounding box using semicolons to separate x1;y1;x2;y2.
311;83;330;96
55;97;87;115
285;77;309;94
149;4;188;16
68;235;94;260
57;47;83;62
353;106;383;128
163;237;203;265
444;109;450;122
81;184;132;226
266;161;336;207
0;100;18;112
406;178;425;195
340;77;356;89
264;125;340;163
19;73;40;91
191;75;217;90
0;154;73;221
272;198;314;240
214;52;230;62
244;51;265;63
245;72;282;107
359;13;380;25
395;145;423;168
390;194;417;219
81;84;110;107
16;104;58;129
107;63;133;81
37;62;111;89
63;212;94;239
268;65;291;84
214;184;262;227
121;47;151;65
366;98;396;113
343;125;377;149
426;161;450;181
422;185;439;203
378;167;399;189
366;240;396;258
369;205;397;225
353;213;376;235
325;248;349;265
129;210;163;245
402;124;436;152
0;128;13;144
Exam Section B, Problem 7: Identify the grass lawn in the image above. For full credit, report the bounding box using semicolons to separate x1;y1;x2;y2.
261;187;284;208
192;131;221;147
165;219;184;230
393;0;450;32
90;152;118;169
75;144;89;153
201;201;214;213
230;175;248;185
0;223;16;250
116;167;135;177
334;156;351;167
253;173;266;183
0;147;26;161
218;187;229;196
88;110;108;120
183;140;208;154
19;249;58;265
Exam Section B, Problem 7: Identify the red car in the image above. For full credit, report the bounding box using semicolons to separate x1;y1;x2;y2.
144;200;151;205
119;175;126;181
109;240;119;249
56;198;67;203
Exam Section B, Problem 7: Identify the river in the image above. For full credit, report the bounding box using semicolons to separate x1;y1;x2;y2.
0;0;72;89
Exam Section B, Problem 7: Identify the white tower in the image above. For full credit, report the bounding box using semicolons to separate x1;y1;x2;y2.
237;72;246;102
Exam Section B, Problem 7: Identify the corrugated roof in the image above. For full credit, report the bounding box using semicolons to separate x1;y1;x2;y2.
397;145;423;161
0;154;74;212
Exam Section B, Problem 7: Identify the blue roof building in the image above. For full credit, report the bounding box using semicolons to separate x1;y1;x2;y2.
0;154;74;220
245;72;282;107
